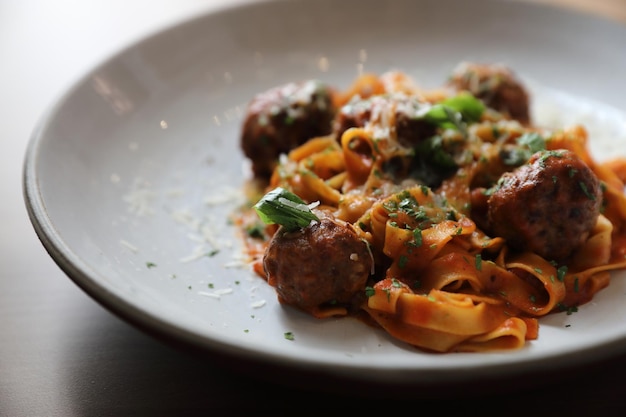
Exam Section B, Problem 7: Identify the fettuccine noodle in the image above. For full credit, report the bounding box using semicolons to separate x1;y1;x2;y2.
236;63;626;353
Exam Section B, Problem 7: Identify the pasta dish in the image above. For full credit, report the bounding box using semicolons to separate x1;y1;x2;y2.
235;62;626;353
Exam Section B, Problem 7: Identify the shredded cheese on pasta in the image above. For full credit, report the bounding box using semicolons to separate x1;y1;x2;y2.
235;64;626;353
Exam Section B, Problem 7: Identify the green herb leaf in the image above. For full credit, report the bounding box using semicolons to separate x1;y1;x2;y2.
425;104;465;131
254;187;320;232
503;132;547;166
475;254;482;271
417;135;458;169
440;92;485;123
501;147;530;166
423;92;485;130
517;132;546;153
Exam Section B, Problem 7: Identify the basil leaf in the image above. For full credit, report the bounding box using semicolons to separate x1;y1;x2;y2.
440;92;485;123
423;92;485;131
254;187;319;231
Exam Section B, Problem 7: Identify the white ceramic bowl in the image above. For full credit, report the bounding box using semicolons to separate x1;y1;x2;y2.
23;0;626;384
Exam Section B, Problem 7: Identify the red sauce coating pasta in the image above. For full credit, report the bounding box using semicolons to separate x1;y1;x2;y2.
235;62;626;353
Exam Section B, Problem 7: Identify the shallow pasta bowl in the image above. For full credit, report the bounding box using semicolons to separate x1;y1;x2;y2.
22;0;626;387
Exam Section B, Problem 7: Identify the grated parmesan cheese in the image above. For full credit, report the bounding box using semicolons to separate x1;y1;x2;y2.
119;239;139;253
179;245;210;263
171;208;201;231
197;291;220;299
223;260;246;269
250;300;266;309
197;288;233;299
123;178;156;216
203;185;244;206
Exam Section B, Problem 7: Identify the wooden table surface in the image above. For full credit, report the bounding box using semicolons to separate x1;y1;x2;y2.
2;0;625;415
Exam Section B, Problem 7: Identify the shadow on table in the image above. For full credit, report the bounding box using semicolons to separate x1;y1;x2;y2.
62;301;626;416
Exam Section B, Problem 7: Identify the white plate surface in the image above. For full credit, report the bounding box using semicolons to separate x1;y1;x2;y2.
23;0;626;384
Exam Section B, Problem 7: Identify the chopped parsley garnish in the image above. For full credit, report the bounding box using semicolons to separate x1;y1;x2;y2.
411;228;423;247
557;265;568;281
245;223;266;239
517;132;546;153
537;150;565;167
557;303;579;315
501;133;546;166
416;135;458;169
398;195;429;223
579;181;596;200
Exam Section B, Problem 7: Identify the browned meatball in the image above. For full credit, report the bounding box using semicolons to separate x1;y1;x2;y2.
263;212;372;313
449;62;530;125
333;94;436;147
241;80;336;179
486;149;603;261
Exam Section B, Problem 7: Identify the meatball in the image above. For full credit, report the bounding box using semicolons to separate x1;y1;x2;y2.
263;212;372;313
333;94;436;147
449;62;530;125
486;149;603;261
241;80;336;179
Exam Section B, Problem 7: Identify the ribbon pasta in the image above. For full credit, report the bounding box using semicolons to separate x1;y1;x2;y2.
239;67;626;353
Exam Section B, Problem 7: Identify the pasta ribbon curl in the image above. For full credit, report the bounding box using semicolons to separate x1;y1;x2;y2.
241;67;626;354
365;278;526;352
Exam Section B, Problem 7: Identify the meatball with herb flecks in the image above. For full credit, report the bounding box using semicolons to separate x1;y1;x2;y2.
241;80;337;179
333;93;436;147
449;62;530;125
486;149;603;261
263;211;372;314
